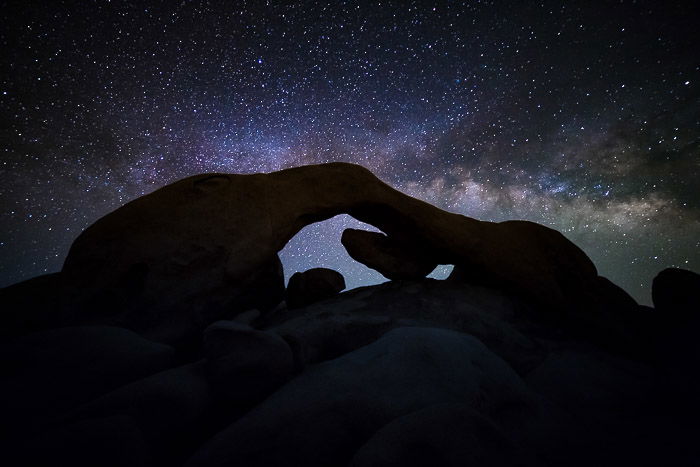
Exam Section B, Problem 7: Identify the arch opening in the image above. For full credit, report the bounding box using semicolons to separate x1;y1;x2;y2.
427;265;455;280
279;214;456;290
279;214;389;290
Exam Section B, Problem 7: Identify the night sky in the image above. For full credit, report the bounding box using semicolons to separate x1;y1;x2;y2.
2;1;698;305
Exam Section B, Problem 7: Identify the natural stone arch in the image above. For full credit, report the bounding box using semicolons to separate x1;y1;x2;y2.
60;162;614;345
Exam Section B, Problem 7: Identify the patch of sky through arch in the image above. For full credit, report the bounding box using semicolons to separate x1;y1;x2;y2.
279;214;453;290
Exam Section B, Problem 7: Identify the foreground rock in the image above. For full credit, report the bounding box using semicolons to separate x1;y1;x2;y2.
286;267;346;308
186;327;539;467
652;267;700;316
267;279;542;374
56;163;617;346
12;415;152;467
0;272;62;338
350;404;534;467
203;320;294;403
67;362;213;466
0;275;694;466
0;326;176;441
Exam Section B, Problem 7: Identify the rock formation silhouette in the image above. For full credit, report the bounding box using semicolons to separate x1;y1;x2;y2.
57;162;621;345
1;163;698;467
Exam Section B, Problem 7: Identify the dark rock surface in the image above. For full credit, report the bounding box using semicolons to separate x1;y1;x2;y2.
525;349;654;438
651;268;700;418
1;277;696;467
185;327;539;467
652;267;700;316
0;272;63;338
285;267;346;308
0;326;176;441
13;415;152;467
68;362;213;465
350;404;534;467
267;279;543;374
341;228;437;280
202;320;294;403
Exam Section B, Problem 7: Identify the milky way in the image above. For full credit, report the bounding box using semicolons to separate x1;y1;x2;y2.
2;1;698;304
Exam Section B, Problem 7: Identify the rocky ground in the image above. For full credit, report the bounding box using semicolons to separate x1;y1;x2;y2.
1;163;699;466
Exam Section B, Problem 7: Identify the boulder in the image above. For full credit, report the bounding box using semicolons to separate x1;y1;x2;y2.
652;267;700;316
286;267;346;308
7;415;152;467
525;349;654;431
565;276;646;354
0;272;64;338
69;362;213;465
60;163;605;348
651;269;700;417
185;327;537;467
203;320;294;403
231;309;261;324
350;404;533;467
341;228;437;280
524;349;659;466
0;326;176;440
446;264;498;286
268;279;543;375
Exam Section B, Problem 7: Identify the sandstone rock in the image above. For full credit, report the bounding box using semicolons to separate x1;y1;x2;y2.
0;326;176;440
341;228;437;280
60;163;604;348
185;327;536;467
286;267;346;308
652;267;700;316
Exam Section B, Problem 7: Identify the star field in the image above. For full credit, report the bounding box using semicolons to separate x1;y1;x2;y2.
2;0;699;304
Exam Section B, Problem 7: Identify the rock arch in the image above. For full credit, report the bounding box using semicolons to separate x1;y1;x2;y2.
60;162;613;345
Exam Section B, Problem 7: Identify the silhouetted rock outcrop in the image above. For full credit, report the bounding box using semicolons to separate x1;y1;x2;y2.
286;267;346;308
55;163;616;346
652;267;700;316
268;279;542;374
651;268;700;419
3;163;694;466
